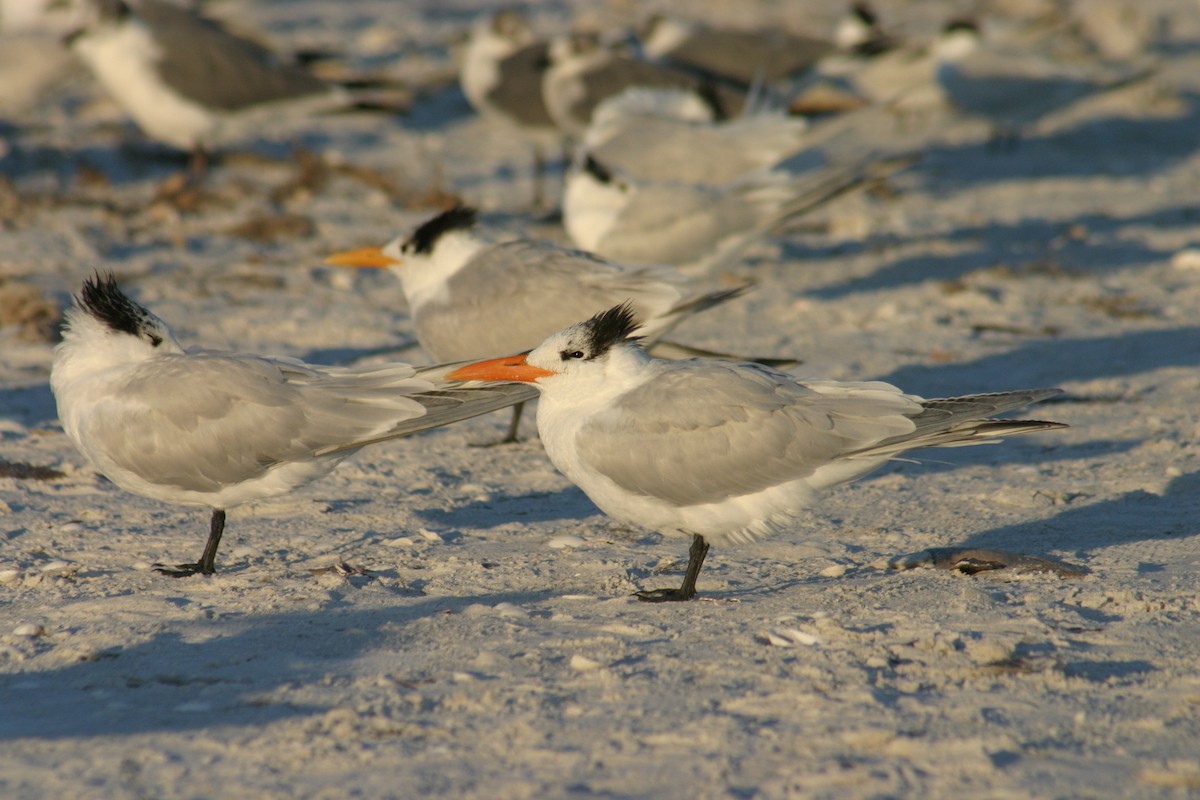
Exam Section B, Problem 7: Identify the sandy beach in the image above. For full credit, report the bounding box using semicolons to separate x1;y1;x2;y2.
2;0;1199;796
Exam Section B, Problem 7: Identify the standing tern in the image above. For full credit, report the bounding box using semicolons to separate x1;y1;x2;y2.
325;205;778;441
637;13;838;87
51;273;535;576
932;19;1157;145
459;8;560;208
65;0;347;174
541;30;744;139
448;305;1066;602
582;87;810;186
562;151;907;271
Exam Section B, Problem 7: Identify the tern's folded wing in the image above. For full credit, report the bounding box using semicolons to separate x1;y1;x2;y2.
574;363;921;506
85;354;431;492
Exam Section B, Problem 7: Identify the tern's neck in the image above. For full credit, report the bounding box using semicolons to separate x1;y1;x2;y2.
395;231;486;310
461;28;514;106
562;169;623;251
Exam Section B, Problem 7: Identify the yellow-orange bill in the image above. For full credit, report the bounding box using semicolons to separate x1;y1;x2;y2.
446;354;554;383
323;246;398;269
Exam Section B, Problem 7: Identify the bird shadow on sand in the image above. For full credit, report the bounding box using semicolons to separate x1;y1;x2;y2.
0;382;58;428
876;325;1200;397
925;469;1200;564
797;202;1196;302
415;485;600;531
0;588;556;742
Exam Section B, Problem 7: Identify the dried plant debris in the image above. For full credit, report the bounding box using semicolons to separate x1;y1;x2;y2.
0;460;65;481
225;213;315;242
0;278;63;343
890;548;1089;577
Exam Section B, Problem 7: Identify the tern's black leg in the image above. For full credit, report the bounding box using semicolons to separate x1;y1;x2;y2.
636;534;710;603
154;508;226;577
470;402;525;448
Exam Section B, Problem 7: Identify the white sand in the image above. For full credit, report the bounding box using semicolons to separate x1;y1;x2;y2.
2;0;1200;797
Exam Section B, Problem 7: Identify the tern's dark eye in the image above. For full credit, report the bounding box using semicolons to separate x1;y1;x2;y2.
147;333;163;347
559;349;585;361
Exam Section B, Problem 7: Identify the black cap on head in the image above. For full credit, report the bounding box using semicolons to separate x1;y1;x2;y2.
77;272;162;346
583;303;640;358
405;205;478;255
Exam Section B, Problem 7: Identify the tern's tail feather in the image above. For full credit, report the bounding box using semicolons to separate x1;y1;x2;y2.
314;380;537;456
706;152;919;274
851;388;1067;458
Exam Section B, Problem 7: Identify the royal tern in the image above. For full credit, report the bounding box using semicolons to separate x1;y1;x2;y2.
0;0;78;114
582;87;810;185
562;151;902;271
541;30;744;139
65;0;347;172
459;8;560;207
448;305;1066;602
51;273;535;576
325;205;771;441
636;13;837;87
932;18;1157;144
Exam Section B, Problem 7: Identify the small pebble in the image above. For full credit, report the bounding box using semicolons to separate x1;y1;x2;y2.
418;529;443;543
13;623;45;637
819;564;847;578
174;701;212;713
570;654;602;672
40;560;73;574
546;535;584;550
1170;248;1200;271
0;569;20;584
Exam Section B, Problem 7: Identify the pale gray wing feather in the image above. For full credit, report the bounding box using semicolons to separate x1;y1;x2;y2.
415;240;684;359
575;363;921;506
592;116;807;184
138;0;331;110
599;183;763;265
660;28;834;85
84;353;431;493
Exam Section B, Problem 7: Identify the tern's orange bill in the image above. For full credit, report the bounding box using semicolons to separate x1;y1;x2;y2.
446;354;554;383
323;246;398;269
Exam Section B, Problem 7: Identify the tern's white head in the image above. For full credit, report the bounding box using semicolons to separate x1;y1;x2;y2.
446;304;650;401
932;18;982;63
562;154;629;252
325;206;489;308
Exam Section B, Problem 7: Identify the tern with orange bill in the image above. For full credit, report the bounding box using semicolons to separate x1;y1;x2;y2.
447;305;1067;602
325;205;789;442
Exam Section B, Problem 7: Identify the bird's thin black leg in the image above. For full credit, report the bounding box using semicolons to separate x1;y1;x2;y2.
636;534;710;603
471;402;525;448
154;508;225;577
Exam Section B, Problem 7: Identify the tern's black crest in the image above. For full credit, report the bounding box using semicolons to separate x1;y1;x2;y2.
405;205;478;255
583;154;614;185
852;2;878;27
583;303;641;359
77;273;161;345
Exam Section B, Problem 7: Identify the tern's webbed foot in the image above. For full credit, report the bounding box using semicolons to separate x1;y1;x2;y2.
635;587;697;603
152;562;213;578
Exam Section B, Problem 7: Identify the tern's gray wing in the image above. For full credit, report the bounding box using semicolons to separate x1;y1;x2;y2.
566;56;739;129
598;182;763;265
575;363;922;506
488;41;556;128
660;29;835;85
84;353;432;493
137;0;331;110
591;116;807;184
414;241;683;359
